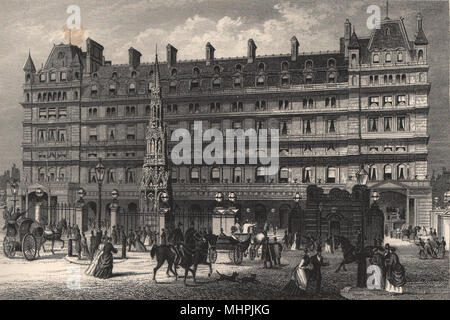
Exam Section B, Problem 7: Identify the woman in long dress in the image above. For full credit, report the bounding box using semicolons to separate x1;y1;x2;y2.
85;238;105;276
283;251;310;296
133;230;147;252
89;237;118;279
385;247;406;294
290;233;297;251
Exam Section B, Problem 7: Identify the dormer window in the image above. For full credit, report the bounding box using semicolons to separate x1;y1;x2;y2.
281;61;289;72
281;75;289;85
112;72;117;79
40;74;46;82
327;59;336;68
328;72;336;83
385;27;390;36
397;51;403;62
50;72;56;81
385;53;391;63
60;72;67;81
213;66;220;75
305;74;312;84
193;67;200;76
92;72;98;79
91;84;98;96
171;68;177;77
131;71;137;78
235;64;242;72
373;53;380;63
212;78;220;89
258;62;265;72
256;76;265;86
233;77;241;88
305;60;313;69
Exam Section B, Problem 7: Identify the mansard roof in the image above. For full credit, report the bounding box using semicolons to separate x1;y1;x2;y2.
367;18;411;51
42;43;84;70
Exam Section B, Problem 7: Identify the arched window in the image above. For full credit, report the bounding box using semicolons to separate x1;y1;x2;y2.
419;73;425;82
171;68;177;77
255;167;266;183
352;75;357;86
38;168;46;182
418;50;424;62
213;66;220;75
328;73;335;83
331;97;336;107
308;98;314;108
385;53;391;63
211;167;220;182
369;165;377;181
373;53;380;63
305;74;312;84
351;54;357;67
212;78;221;89
26;74;31;82
256;76;265;86
91;84;98;95
233;167;242;183
369;75;374;85
112;72;117;79
107;169;116;183
305;60;313;69
58;167;66;181
397;164;408;180
397;51;403;62
193;67;200;76
326;167;336;183
384;165;392;180
129;83;136;94
125;168;136;183
328;58;336;68
258;62;265;72
281;61;289;71
279;167;289;183
235;64;242;72
233;76;241;88
401;74;407;83
302;167;312;183
131;71;137;78
191;167;200;182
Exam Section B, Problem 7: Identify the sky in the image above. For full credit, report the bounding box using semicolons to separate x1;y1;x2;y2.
0;0;448;176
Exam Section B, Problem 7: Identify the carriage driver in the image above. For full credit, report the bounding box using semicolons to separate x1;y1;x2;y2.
3;206;27;227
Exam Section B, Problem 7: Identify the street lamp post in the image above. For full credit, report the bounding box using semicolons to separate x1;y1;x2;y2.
215;192;224;231
95;158;105;229
10;181;18;213
355;165;369;288
318;202;324;242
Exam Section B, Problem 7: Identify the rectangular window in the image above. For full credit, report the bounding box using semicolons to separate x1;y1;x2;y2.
60;72;67;81
48;129;56;141
383;96;393;106
303;119;312;134
58;108;67;119
50;73;56;81
327;119;336;133
58;129;66;142
384;117;392;132
39;108;47;119
127;125;136;140
48;108;57;119
397;116;406;131
396;95;406;105
368;117;378;132
38;130;46;143
89;127;97;142
369;96;379;106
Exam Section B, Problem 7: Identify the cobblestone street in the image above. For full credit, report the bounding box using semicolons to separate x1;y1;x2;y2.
0;234;448;300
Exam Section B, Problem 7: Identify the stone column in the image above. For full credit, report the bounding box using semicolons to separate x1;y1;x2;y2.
212;207;225;235
110;200;119;235
75;199;85;232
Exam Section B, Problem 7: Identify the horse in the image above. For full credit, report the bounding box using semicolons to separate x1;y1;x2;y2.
334;236;382;273
41;219;68;254
178;235;213;285
150;244;179;282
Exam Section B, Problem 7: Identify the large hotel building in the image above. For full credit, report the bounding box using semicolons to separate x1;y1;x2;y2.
19;14;432;234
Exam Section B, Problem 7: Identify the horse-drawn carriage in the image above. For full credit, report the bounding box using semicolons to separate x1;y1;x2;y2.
3;217;43;260
208;232;254;265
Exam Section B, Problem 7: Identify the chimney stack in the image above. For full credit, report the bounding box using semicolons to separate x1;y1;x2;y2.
128;47;142;69
205;42;215;66
290;36;299;61
166;44;178;68
247;39;257;63
344;19;352;59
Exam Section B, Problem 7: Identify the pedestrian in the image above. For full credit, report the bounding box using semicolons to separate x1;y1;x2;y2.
283;249;310;296
92;237;118;279
89;230;96;260
310;248;326;294
440;237;446;258
73;225;82;260
121;229;127;259
262;237;272;269
127;230;135;252
160;228;167;245
384;247;406;294
81;232;89;258
95;227;103;251
282;230;289;250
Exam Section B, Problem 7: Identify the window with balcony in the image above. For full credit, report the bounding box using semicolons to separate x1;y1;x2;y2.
368;117;378;132
255;100;266;111
48;108;56;120
281;75;289;85
256;76;265;87
326;167;336;183
302;167;312;183
279;167;289;183
279;100;289;111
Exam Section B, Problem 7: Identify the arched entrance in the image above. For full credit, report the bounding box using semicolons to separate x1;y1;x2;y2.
255;204;267;229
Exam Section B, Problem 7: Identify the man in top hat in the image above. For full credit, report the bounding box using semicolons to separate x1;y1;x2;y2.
309;247;327;294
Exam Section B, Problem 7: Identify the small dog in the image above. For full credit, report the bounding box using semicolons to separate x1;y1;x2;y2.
216;271;239;282
239;273;259;284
